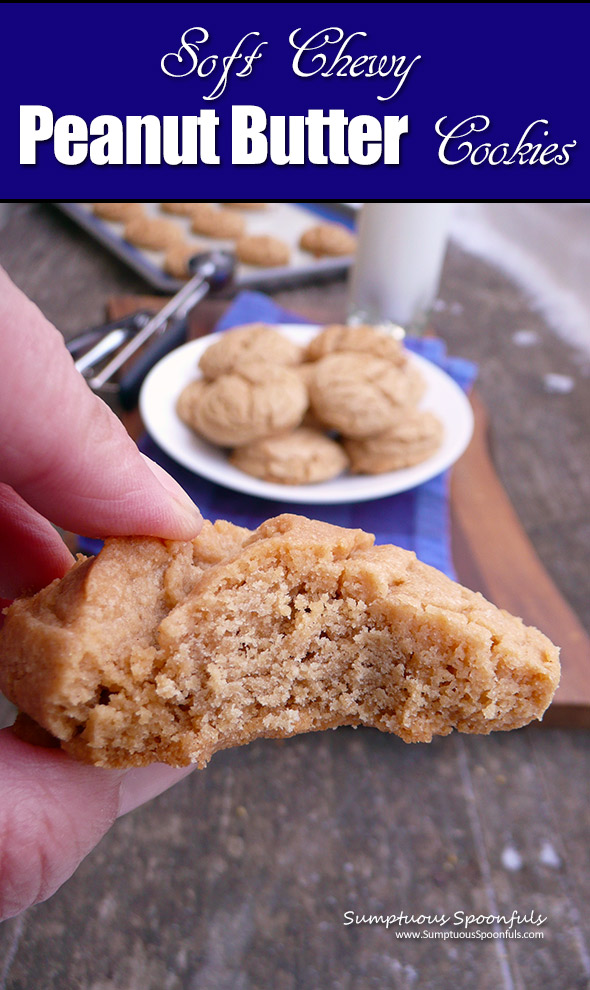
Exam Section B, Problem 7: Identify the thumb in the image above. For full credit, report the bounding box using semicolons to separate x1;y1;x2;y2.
0;267;201;540
0;729;195;920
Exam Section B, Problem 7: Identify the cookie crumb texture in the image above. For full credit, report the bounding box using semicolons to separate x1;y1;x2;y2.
0;516;559;769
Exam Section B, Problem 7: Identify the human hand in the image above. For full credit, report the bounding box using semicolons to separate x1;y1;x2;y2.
0;266;203;919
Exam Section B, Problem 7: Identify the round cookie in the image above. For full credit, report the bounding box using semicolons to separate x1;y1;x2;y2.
305;324;406;366
182;363;308;446
296;363;316;389
404;363;427;406
236;234;290;267
164;243;198;279
296;364;324;429
160;203;198;217
176;380;206;426
344;411;443;474
221;202;268;210
308;352;423;438
191;204;246;240
231;428;349;485
124;215;184;250
93;202;144;222
299;223;356;257
199;324;303;380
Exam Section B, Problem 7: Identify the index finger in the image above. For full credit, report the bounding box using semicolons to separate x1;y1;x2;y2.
0;267;202;540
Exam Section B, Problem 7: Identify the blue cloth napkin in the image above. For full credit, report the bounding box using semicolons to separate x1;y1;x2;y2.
138;291;477;580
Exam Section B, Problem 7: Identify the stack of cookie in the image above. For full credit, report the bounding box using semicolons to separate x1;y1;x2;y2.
176;323;443;485
92;203;356;277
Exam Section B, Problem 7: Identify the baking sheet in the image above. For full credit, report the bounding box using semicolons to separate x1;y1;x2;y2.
55;202;356;294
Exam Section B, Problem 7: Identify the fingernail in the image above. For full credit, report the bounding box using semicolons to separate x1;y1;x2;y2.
141;455;202;526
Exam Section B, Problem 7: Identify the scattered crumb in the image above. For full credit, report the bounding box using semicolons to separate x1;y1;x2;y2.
543;373;574;394
512;329;540;347
501;845;523;871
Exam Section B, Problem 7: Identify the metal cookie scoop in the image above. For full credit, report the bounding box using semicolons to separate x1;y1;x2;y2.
87;249;235;399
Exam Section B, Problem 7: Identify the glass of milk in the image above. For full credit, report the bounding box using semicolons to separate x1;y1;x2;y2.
348;203;453;335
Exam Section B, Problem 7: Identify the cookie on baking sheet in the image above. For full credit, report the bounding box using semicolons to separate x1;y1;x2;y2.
93;202;144;222
235;234;290;267
199;324;303;380
124;215;184;251
179;363;308;446
160;203;198;217
221;202;268;210
230;428;349;485
190;204;246;240
344;410;443;474
0;515;559;768
305;324;407;366
299;223;357;257
164;243;198;279
308;352;424;438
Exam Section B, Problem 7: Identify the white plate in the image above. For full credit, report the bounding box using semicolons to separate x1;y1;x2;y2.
139;326;474;504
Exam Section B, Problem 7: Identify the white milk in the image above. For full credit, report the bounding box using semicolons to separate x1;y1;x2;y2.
348;203;453;332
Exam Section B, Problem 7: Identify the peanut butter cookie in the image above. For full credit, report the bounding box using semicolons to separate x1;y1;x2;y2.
309;352;424;438
230;428;348;484
160;202;198;217
179;363;308;446
164;243;201;279
344;410;443;473
305;324;406;366
300;223;357;257
199;324;303;380
235;234;290;267
0;515;560;768
124;215;184;251
93;202;144;222
221;202;268;210
190;204;246;240
176;379;206;427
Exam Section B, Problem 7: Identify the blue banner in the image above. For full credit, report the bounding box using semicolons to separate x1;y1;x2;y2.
3;2;587;199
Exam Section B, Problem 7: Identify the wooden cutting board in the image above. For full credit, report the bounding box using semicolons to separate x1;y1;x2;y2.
107;295;590;727
451;391;590;727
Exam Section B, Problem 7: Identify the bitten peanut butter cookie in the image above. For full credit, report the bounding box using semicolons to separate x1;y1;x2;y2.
179;363;308;446
300;223;357;257
0;515;559;769
344;410;444;473
230;428;349;484
93;202;145;222
124;216;184;251
236;234;290;267
305;324;407;366
191;204;246;240
199;324;303;380
309;352;424;438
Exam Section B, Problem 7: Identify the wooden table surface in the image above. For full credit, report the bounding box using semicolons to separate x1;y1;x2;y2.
1;204;589;990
